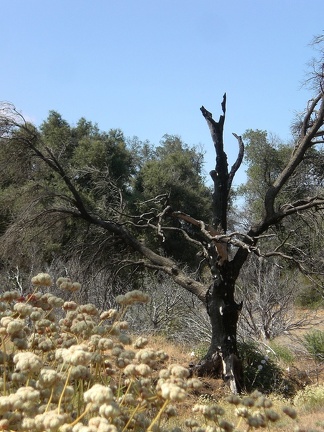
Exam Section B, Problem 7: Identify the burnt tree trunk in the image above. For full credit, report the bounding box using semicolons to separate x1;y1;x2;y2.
194;260;245;393
192;95;246;393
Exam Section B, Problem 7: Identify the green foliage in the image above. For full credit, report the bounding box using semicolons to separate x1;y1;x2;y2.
294;385;324;413
268;342;295;365
72;126;134;189
0;112;212;274
239;340;294;395
238;129;324;282
133;134;211;219
193;343;209;360
239;129;324;221
131;134;212;266
238;130;288;218
0;111;139;272
303;330;324;363
40;110;74;159
295;285;324;308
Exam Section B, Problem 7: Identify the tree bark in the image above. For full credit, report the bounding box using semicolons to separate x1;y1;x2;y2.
193;263;243;393
194;96;246;393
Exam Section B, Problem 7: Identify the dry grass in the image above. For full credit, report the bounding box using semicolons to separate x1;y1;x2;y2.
143;315;324;431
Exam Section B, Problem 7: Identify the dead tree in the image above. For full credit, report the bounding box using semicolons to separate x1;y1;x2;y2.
0;79;323;393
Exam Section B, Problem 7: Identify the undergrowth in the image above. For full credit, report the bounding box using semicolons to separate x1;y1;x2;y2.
0;273;320;431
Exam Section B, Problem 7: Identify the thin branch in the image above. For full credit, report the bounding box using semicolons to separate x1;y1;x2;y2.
228;133;244;190
264;91;324;219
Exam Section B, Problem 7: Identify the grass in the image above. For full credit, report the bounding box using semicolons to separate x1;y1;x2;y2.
0;273;323;431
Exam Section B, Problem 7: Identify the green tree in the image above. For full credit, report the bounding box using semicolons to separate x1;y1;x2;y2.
133;134;210;219
0;110;137;274
239;129;324;219
238;130;288;218
237;128;324;288
131;135;212;266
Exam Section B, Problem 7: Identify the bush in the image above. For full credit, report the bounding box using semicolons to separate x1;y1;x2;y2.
303;330;324;363
0;273;200;431
239;340;294;396
294;385;324;412
295;286;324;308
269;342;295;365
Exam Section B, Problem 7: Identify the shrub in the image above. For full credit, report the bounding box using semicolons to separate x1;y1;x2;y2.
303;330;324;363
294;385;324;412
269;342;295;365
239;340;294;396
0;273;199;431
295;286;324;308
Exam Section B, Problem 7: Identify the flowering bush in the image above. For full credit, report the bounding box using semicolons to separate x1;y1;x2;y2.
0;273;312;431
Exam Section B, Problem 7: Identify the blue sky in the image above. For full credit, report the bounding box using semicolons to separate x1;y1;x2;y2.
1;0;323;185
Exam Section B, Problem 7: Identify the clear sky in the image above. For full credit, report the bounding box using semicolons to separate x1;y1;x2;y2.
1;0;323;185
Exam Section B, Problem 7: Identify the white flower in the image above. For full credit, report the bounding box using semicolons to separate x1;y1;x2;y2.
135;364;152;377
6;319;25;335
99;401;121;419
169;364;190;378
100;309;117;320
116;290;149;305
160;382;186;401
31;273;53;286
89;417;118;432
84;384;114;406
98;338;114;350
35;410;67;431
61;344;92;366
133;336;148;349
14;352;43;373
13;303;33;317
37;368;61;388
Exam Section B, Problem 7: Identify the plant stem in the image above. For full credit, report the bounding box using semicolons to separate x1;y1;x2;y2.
68;402;92;427
1;338;7;395
121;403;141;432
147;399;169;431
58;366;72;414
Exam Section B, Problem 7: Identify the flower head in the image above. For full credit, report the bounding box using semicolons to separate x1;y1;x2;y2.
14;352;43;373
31;273;53;286
84;384;114;407
160;382;186;401
116;290;149;305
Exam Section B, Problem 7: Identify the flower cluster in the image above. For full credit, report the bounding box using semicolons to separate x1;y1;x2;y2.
56;277;81;293
31;273;53;287
0;273;308;432
115;289;150;306
0;274;204;431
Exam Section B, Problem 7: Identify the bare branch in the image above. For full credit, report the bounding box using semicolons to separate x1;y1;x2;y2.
228;133;244;190
264;92;324;219
171;210;228;263
279;196;324;218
